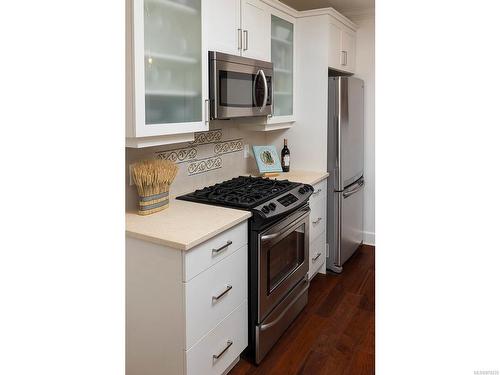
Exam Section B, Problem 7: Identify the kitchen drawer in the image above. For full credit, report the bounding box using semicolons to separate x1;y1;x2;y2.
185;245;247;349
309;179;327;206
310;196;327;241
184;221;248;281
309;230;326;279
185;300;248;375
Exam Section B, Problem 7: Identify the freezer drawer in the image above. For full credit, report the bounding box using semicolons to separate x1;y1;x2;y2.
327;178;364;271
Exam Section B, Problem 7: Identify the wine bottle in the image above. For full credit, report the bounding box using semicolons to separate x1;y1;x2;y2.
281;139;290;172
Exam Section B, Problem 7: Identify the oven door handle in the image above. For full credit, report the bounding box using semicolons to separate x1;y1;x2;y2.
260;232;281;241
261;206;309;242
258;69;268;112
260;278;309;331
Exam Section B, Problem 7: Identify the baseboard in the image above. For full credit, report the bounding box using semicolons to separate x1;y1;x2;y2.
222;356;240;375
363;231;375;246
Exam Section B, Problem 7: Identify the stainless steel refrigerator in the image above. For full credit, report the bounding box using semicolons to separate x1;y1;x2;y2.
326;76;365;273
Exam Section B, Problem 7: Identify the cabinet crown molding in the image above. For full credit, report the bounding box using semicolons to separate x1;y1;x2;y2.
261;0;358;31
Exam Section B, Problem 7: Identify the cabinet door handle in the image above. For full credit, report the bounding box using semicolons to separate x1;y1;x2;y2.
204;99;209;125
312;188;322;196
237;28;242;50
212;284;233;301
312;217;322;225
312;252;321;262
243;30;248;51
213;340;233;360
212;240;232;255
341;50;347;66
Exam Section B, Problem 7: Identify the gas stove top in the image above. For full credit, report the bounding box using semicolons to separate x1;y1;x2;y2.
177;176;314;222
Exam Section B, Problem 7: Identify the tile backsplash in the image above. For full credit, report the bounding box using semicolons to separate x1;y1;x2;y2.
126;122;271;211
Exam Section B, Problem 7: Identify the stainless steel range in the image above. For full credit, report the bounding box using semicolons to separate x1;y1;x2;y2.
177;176;313;364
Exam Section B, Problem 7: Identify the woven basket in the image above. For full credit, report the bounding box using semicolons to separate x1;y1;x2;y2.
137;189;170;216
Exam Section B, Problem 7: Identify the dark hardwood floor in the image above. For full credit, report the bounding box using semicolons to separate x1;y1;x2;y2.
229;245;375;375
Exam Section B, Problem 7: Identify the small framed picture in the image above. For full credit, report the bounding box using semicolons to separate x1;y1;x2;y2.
252;145;283;174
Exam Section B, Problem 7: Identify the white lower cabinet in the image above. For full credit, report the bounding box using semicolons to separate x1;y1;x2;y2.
184;221;248;281
310;194;327;243
186;300;248;375
309;230;326;278
308;179;328;280
126;221;248;375
185;245;247;348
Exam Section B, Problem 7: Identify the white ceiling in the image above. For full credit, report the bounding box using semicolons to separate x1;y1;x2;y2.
279;0;374;13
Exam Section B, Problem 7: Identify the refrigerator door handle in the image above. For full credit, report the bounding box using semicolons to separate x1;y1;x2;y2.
343;179;365;198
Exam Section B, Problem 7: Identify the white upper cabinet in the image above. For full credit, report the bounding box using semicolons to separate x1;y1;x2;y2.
204;0;241;55
328;19;356;73
126;0;208;147
340;29;356;72
241;0;271;61
328;21;342;70
204;0;270;61
270;13;294;120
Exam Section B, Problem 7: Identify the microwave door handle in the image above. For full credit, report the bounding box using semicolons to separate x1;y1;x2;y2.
258;69;268;112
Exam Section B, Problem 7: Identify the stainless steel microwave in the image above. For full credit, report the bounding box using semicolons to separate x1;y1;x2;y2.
209;51;273;120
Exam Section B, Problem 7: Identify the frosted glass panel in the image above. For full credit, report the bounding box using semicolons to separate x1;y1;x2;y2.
271;15;293;117
143;0;202;125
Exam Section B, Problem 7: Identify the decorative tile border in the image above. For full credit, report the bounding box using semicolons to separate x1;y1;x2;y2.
190;129;223;145
187;156;223;176
151;130;243;177
155;147;197;163
214;139;244;155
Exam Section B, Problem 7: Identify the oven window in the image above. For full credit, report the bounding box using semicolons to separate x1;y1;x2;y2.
219;71;271;108
267;223;305;294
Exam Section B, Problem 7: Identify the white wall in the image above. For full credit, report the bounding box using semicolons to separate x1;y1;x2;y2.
352;14;375;245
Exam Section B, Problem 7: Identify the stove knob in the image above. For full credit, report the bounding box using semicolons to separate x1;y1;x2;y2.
298;187;306;194
261;206;270;214
268;203;276;211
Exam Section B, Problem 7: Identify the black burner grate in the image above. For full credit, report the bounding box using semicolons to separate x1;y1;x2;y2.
177;176;299;209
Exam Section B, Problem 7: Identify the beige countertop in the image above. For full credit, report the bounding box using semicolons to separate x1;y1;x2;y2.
126;200;251;250
126;170;328;250
267;170;329;186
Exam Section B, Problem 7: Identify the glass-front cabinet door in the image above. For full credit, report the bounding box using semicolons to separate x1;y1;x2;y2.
270;14;294;120
128;0;207;140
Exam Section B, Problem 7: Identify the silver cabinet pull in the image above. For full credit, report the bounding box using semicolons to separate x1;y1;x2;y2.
212;284;232;301
213;340;233;360
237;29;242;50
243;30;248;51
312;217;322;225
312;188;322;196
204;99;209;125
212;240;232;255
341;50;347;66
312;252;321;262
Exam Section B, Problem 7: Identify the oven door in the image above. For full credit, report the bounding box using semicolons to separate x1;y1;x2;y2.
258;207;309;321
211;60;273;119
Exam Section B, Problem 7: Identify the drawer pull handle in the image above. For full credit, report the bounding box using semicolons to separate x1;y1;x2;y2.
312;252;321;262
213;340;233;360
212;285;233;301
312;217;322;225
312;189;322;196
212;240;232;255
